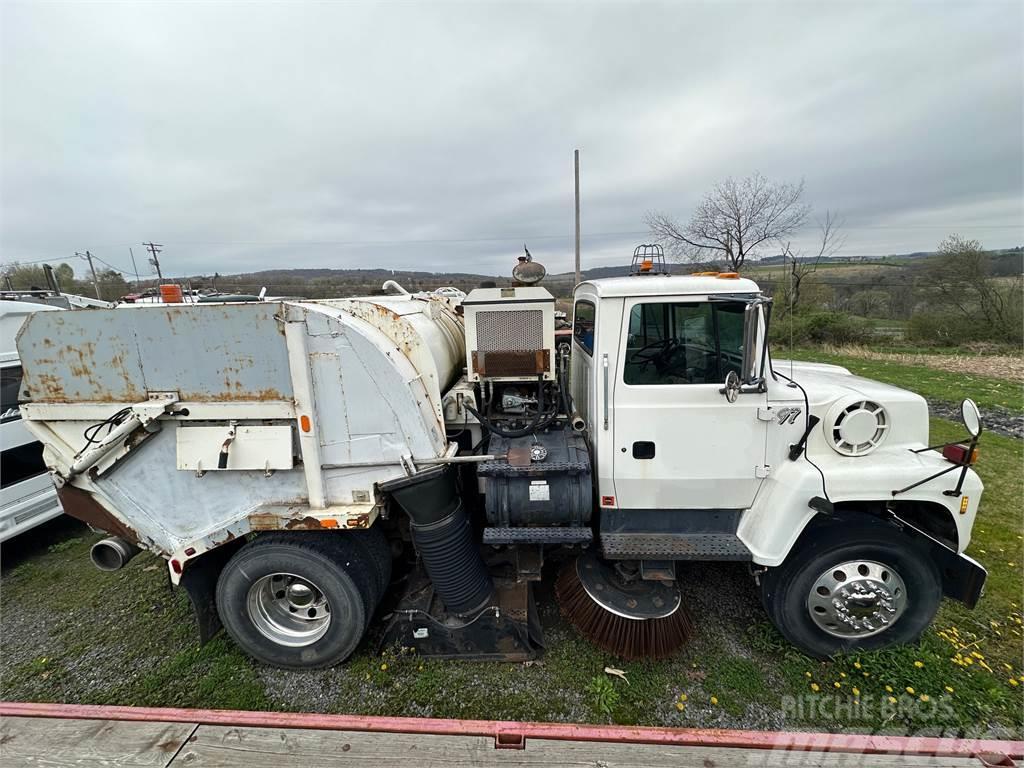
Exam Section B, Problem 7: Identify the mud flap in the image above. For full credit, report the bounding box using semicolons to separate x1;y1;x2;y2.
178;538;246;645
380;562;543;661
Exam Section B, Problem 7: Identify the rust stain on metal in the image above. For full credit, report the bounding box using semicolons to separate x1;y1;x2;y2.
348;513;370;529
284;515;328;530
249;513;279;531
56;484;142;544
507;446;532;467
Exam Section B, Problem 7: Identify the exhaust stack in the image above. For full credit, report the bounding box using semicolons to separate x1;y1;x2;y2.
90;537;141;571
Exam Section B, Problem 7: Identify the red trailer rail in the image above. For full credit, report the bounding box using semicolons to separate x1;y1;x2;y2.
1;700;1020;765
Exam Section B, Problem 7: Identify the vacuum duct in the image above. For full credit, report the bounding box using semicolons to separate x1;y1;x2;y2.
383;466;494;616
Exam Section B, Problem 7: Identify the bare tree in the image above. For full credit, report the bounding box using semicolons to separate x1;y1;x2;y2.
919;234;1012;329
779;210;845;312
646;172;810;271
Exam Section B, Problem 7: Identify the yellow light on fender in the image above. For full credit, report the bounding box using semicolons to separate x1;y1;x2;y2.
960;496;969;515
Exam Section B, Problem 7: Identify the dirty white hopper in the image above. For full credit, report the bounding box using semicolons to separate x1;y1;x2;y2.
15;295;465;566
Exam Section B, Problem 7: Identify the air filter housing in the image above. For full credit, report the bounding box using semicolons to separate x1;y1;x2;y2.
462;287;556;382
824;398;890;456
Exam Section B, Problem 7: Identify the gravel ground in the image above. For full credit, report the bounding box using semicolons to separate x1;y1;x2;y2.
928;400;1024;439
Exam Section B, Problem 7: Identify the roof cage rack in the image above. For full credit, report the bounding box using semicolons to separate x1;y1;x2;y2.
629;244;668;276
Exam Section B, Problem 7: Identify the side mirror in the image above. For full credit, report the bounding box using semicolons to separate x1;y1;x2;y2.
961;399;982;437
741;300;767;386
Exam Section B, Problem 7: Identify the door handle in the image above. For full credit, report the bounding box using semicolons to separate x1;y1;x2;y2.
602;353;609;430
632;441;655;459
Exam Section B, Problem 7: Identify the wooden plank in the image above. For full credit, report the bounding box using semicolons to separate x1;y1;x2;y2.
0;715;196;768
175;725;985;767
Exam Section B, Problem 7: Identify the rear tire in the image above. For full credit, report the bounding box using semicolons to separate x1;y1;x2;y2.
216;533;371;669
761;517;941;659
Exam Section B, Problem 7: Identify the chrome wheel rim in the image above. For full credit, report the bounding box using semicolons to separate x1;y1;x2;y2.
807;560;906;638
247;572;331;647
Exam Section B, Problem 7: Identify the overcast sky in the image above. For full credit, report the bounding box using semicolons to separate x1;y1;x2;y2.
2;1;1021;280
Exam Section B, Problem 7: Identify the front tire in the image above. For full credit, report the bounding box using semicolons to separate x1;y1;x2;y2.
761;517;941;658
216;533;371;669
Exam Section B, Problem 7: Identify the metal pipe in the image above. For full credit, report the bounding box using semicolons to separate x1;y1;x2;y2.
418;454;505;465
67;414;142;480
90;537;141;571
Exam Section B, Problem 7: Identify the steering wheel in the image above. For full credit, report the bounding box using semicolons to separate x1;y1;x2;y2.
628;338;681;373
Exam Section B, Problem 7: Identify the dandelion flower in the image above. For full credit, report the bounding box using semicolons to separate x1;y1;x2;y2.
885;685;893;693
805;672;812;678
887;696;897;704
854;662;862;669
905;686;915;694
840;672;847;678
1010;679;1020;687
834;682;841;689
679;693;688;702
852;687;860;697
380;663;388;671
919;694;930;702
675;702;685;711
811;683;820;692
945;686;954;693
914;661;924;668
710;696;718;705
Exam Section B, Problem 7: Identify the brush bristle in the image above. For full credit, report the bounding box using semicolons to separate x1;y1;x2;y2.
555;561;693;660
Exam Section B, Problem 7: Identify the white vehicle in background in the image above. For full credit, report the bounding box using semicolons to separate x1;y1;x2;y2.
0;299;64;541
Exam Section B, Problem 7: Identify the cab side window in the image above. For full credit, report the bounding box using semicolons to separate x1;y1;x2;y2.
573;301;596;356
623;301;745;385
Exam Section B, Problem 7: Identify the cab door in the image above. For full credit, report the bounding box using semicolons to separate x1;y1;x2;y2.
610;297;768;510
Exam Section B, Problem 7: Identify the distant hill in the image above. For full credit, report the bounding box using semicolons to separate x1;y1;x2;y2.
163;245;1020;300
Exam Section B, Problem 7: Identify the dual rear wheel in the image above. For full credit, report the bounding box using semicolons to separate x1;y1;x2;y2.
215;528;391;669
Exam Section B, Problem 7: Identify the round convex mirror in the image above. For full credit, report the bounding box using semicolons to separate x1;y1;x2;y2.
960;398;982;437
723;370;741;403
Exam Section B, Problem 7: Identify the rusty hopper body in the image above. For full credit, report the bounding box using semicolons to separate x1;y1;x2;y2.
15;296;464;580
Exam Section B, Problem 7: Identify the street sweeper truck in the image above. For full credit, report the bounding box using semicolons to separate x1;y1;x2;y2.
14;255;988;667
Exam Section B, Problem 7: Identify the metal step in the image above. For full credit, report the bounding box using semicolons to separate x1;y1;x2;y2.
483;526;593;545
600;532;752;561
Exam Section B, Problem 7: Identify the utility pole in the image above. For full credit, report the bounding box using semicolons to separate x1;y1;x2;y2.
574;149;581;286
143;242;164;281
76;250;102;300
128;247;141;287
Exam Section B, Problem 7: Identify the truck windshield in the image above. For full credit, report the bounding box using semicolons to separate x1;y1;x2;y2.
623;301;745;385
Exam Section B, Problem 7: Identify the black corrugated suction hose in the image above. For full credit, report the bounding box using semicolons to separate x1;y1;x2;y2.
381;465;494;616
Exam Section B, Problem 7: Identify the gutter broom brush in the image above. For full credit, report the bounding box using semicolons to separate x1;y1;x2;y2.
555;552;693;660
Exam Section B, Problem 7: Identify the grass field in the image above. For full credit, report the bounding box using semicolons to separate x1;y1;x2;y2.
2;351;1022;737
785;347;1024;414
2;414;1020;737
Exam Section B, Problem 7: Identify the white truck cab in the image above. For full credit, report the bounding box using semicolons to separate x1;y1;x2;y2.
570;272;985;654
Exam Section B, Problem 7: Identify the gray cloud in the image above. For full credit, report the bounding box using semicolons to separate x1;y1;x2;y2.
2;1;1021;281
